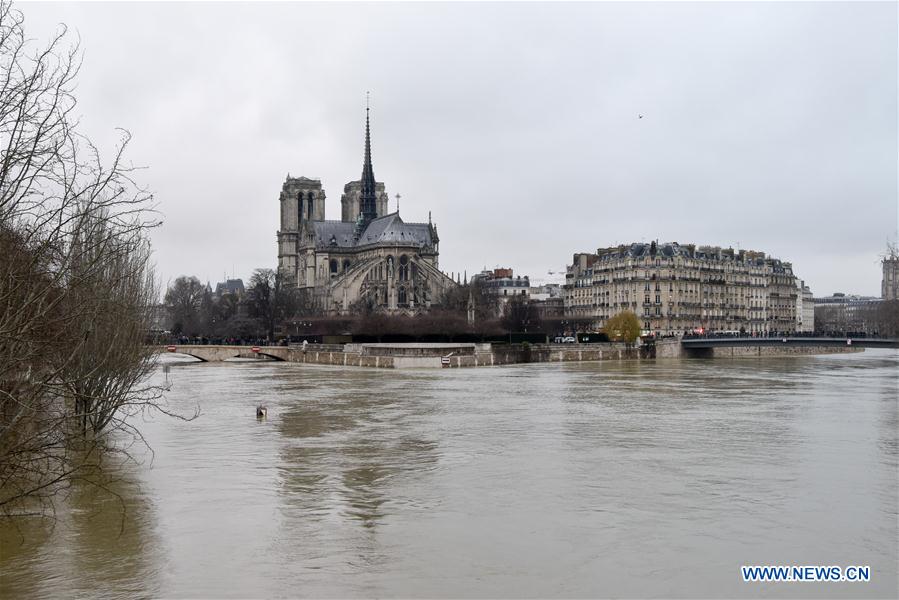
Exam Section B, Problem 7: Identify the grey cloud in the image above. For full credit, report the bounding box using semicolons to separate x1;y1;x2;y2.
23;1;897;294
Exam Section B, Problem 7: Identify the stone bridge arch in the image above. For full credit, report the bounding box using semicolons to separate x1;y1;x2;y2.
158;346;288;363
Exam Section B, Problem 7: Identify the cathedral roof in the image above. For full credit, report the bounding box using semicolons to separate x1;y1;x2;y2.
311;213;436;250
359;213;434;245
312;221;356;248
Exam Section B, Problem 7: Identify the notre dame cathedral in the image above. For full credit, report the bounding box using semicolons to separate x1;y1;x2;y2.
276;109;457;314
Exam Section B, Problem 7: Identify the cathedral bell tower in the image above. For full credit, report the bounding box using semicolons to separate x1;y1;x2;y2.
277;176;324;287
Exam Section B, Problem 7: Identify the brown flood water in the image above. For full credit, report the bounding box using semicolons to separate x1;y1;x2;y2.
1;350;897;598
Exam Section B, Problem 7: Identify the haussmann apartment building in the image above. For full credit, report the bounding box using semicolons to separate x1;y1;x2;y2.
564;241;801;336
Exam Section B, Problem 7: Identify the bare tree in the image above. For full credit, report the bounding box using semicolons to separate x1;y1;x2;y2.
884;241;898;260
0;2;190;519
501;296;542;333
874;300;899;337
439;280;500;322
247;269;277;340
247;268;298;341
55;210;161;436
209;291;239;337
164;276;206;336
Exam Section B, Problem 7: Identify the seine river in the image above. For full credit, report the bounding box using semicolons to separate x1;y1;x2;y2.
1;351;897;598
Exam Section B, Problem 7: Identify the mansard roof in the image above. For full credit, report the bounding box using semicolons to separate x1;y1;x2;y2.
594;241;781;267
311;213;436;250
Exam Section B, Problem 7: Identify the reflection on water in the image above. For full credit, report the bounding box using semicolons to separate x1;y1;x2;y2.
0;454;162;599
1;351;897;598
277;380;440;530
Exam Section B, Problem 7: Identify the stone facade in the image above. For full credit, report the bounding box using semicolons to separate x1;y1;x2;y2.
341;180;389;224
276;111;457;314
796;280;814;332
472;268;531;299
883;255;899;300
564;241;801;335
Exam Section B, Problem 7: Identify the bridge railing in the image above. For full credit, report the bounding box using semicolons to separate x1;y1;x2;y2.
679;336;898;348
681;331;879;341
155;338;283;347
288;343;346;353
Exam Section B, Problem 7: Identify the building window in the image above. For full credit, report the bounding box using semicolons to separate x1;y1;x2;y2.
307;192;314;219
399;255;409;281
330;259;338;275
398;286;407;305
343;259;351;272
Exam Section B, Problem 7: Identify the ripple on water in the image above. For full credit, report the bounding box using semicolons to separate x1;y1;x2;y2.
1;351;896;598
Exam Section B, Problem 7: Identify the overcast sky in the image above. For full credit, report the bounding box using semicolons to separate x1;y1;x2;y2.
23;1;898;296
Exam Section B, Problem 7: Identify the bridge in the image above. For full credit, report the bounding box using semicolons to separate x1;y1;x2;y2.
666;336;899;359
158;345;289;362
680;336;899;349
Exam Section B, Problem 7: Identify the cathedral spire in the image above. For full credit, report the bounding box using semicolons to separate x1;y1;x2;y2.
359;98;378;225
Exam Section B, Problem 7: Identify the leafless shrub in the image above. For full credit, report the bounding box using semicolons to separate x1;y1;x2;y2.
0;2;192;520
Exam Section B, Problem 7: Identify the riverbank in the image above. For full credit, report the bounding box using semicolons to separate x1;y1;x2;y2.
654;338;866;359
289;342;642;369
160;340;867;369
289;340;861;369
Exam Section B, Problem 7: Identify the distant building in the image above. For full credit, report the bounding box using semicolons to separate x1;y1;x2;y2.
796;280;814;332
883;253;899;300
813;293;883;335
214;278;245;298
564;241;802;335
528;283;563;319
536;296;564;319
471;268;531;299
276;109;456;313
528;283;562;302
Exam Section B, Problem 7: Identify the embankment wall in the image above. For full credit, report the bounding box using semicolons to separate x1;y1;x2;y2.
655;339;863;359
288;343;640;369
